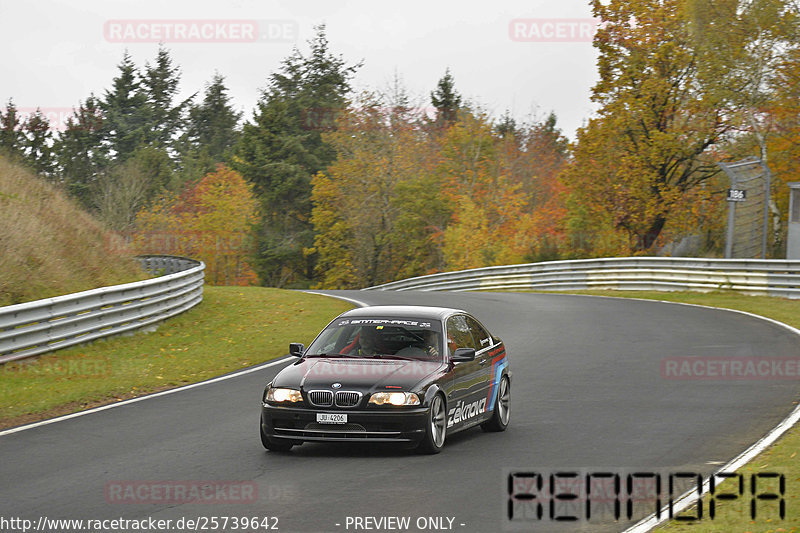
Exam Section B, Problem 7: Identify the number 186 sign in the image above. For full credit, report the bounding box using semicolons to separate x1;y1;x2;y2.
727;189;747;202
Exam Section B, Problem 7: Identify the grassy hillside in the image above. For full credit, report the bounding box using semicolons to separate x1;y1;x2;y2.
0;157;145;306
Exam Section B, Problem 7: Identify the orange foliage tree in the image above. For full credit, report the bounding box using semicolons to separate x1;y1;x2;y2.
561;0;731;257
310;99;572;288
134;164;260;285
766;46;800;240
438;113;555;269
498;113;570;261
310;97;447;288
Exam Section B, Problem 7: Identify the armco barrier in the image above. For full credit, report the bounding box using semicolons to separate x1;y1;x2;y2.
363;257;800;298
0;255;204;364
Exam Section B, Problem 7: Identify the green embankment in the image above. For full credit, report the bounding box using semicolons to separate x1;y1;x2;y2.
0;157;145;306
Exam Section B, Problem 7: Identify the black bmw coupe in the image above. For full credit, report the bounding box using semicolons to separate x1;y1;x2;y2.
260;305;511;454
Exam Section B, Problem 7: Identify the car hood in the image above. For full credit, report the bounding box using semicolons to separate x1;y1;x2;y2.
274;357;444;392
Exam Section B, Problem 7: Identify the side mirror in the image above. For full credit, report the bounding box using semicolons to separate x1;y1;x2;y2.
289;343;305;357
451;347;476;362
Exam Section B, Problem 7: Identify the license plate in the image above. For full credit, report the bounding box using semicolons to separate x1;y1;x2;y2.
316;413;347;424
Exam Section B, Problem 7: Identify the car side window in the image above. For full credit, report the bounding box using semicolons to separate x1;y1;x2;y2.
445;315;477;356
465;316;492;352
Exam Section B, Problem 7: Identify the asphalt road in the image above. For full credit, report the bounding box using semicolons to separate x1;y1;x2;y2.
1;291;799;533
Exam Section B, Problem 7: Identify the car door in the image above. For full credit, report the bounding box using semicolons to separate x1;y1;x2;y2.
464;315;495;407
466;315;509;419
443;314;484;430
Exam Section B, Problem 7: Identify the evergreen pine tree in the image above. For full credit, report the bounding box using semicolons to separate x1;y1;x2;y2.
181;72;242;178
141;46;191;150
54;95;107;208
100;51;148;161
430;68;462;127
0;99;24;160
233;24;359;287
21;109;54;176
495;110;517;138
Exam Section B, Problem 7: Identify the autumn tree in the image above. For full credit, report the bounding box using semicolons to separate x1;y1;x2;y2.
134;165;259;285
768;45;800;199
690;0;799;252
497;112;570;260
311;97;573;288
562;0;732;254
437;112;536;269
311;94;446;288
690;0;798;152
92;146;175;232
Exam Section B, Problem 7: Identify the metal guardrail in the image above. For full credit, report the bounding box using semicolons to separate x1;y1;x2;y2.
0;255;204;364
363;257;800;298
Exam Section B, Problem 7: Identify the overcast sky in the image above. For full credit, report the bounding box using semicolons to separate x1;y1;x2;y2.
0;0;600;139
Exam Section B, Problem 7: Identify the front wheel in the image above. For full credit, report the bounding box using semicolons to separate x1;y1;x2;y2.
417;393;447;454
260;422;294;452
481;375;510;432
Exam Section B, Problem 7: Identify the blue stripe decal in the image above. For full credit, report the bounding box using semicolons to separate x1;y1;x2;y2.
487;358;507;411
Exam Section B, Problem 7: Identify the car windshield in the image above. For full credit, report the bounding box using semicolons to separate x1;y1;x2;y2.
305;317;444;361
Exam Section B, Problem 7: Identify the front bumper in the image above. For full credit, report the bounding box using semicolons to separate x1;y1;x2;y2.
261;404;429;443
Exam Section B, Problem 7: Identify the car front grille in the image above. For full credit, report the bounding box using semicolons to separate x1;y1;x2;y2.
308;390;333;406
307;390;362;407
335;391;361;407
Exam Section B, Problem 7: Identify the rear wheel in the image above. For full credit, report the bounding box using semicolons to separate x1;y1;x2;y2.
417;393;446;454
481;375;510;432
260;422;294;452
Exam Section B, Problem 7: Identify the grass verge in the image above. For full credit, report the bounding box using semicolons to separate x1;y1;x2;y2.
537;289;799;532
0;285;352;430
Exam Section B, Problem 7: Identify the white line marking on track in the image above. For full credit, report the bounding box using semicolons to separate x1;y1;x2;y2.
0;356;294;438
625;399;800;532
562;294;800;533
302;291;369;308
1;291;366;438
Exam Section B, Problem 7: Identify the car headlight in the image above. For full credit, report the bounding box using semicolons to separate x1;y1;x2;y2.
369;391;420;406
266;387;303;403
